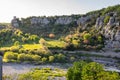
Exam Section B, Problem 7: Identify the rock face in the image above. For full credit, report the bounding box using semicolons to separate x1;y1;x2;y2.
95;12;120;50
11;16;20;27
10;12;120;50
30;17;50;25
107;16;115;26
55;17;73;25
11;15;94;28
95;16;104;29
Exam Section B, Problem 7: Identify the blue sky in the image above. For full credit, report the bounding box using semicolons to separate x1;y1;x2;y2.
0;0;120;22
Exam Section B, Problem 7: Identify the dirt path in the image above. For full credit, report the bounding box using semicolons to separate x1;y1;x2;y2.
2;51;120;76
3;63;68;75
52;50;120;58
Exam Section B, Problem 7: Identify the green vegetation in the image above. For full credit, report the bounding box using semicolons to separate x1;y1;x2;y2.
3;61;120;80
64;30;104;50
67;61;120;80
0;29;39;47
1;4;120;80
1;39;68;63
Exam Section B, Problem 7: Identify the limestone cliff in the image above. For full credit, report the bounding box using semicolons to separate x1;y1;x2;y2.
95;12;120;50
10;4;120;50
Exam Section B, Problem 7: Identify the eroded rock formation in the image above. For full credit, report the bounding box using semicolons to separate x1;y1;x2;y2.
95;12;120;50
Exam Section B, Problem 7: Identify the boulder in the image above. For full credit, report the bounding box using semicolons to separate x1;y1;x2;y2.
107;16;115;26
115;30;120;41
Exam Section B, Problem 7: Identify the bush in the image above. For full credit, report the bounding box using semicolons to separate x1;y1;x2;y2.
14;41;20;46
10;46;19;52
70;56;75;61
49;33;55;38
17;53;26;61
67;61;120;80
39;38;46;45
56;53;65;62
32;55;41;61
83;33;91;40
72;40;80;48
4;52;18;61
63;43;75;51
42;57;47;62
25;54;33;61
49;56;55;62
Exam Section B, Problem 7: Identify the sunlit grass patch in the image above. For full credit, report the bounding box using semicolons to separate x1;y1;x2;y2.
47;40;66;48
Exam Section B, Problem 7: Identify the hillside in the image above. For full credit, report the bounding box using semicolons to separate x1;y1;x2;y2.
0;4;120;50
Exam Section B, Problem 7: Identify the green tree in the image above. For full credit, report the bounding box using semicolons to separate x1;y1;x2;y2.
67;61;120;80
82;62;104;80
67;61;86;80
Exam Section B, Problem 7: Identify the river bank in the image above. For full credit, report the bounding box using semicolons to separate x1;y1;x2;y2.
3;62;120;76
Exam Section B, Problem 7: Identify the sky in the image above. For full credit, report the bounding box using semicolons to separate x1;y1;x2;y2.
0;0;120;23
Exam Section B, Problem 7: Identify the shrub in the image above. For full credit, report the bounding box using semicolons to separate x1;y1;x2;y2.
70;56;75;61
72;40;80;48
49;56;55;62
4;52;18;61
49;33;55;38
10;46;19;52
25;54;33;61
32;55;41;61
42;57;47;62
57;53;65;62
83;33;91;40
63;43;75;51
67;61;120;80
17;53;26;61
39;38;46;45
14;41;20;46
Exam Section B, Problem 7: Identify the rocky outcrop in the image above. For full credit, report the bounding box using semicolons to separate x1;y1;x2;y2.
11;16;20;27
95;16;104;29
55;17;73;25
11;14;95;28
95;12;120;50
30;17;50;25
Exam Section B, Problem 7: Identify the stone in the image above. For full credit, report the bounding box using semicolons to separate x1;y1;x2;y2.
55;17;73;25
41;18;50;25
11;16;20;27
112;41;120;48
30;17;38;25
95;16;104;29
77;16;87;26
95;17;100;28
115;30;120;41
107;16;115;26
